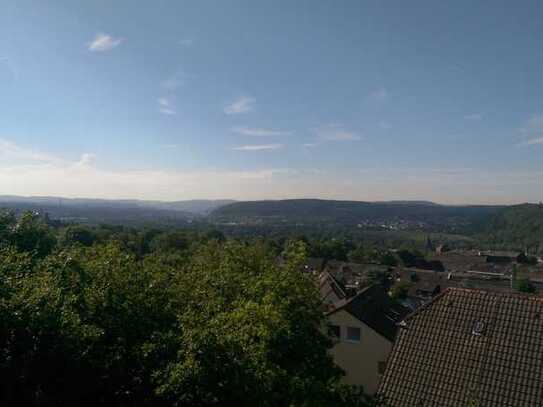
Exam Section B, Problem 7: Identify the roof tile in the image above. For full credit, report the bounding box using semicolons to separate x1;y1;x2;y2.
379;288;543;406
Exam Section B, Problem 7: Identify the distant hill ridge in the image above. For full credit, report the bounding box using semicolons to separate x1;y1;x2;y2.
0;195;235;215
210;199;504;224
0;196;236;226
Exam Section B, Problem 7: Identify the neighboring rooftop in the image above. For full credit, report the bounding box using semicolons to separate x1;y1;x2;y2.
379;288;543;406
326;285;410;341
319;270;348;309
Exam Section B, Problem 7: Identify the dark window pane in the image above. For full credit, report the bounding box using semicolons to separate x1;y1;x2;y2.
346;326;361;342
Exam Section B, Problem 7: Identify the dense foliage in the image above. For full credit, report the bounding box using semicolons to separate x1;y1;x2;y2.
481;204;543;254
0;211;375;407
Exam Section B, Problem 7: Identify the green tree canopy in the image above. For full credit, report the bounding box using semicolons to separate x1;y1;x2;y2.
0;236;375;406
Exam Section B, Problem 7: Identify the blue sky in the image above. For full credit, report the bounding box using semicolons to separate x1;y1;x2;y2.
1;0;543;204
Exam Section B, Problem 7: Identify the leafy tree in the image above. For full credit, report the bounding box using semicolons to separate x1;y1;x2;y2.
60;225;97;247
0;231;375;406
515;277;536;294
378;251;398;267
0;210;16;246
397;249;417;267
517;252;538;265
150;231;189;253
11;211;56;258
204;229;226;243
390;282;410;300
409;272;419;282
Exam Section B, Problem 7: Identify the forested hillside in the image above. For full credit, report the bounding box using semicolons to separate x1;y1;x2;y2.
480;203;543;253
211;199;503;232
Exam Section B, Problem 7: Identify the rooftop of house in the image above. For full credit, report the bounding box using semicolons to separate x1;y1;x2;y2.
323;260;389;288
379;288;543;407
428;251;510;273
319;270;348;305
326;285;410;341
302;257;326;273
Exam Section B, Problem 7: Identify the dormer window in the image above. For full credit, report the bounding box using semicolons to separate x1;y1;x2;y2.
472;321;485;336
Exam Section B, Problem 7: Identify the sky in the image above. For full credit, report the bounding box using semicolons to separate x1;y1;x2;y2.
1;0;543;204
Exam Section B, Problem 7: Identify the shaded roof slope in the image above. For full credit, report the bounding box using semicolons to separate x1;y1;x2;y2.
327;285;410;341
379;288;543;406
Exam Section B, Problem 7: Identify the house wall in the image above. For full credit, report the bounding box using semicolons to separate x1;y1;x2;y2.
327;310;392;395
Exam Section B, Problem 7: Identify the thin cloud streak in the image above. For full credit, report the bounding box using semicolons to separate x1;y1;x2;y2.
231;126;292;137
0;57;18;81
0;138;60;164
224;96;255;114
232;144;284;151
161;70;191;90
517;136;543;146
88;33;123;52
157;97;176;115
179;39;194;47
517;115;543;146
369;87;388;103
305;125;362;148
464;113;483;120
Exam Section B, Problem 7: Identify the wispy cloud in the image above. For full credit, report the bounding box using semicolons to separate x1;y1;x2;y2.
179;39;194;47
232;144;284;151
464;113;483;120
161;78;183;90
520;114;543;134
517;114;543;146
231;126;292;137
379;121;392;130
76;153;96;168
517;137;543;147
161;70;191;90
224;96;255;114
157;97;176;115
305;125;362;148
88;33;123;52
369;87;388;103
0;138;60;164
0;57;18;81
319;130;361;142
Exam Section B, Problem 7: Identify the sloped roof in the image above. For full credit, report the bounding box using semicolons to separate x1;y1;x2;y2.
327;285;410;341
319;271;347;303
379;288;543;407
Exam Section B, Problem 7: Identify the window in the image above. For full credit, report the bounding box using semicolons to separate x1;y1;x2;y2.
346;326;361;342
472;320;485;336
328;324;340;338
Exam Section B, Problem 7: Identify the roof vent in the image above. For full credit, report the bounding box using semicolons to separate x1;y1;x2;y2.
472;321;485;336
